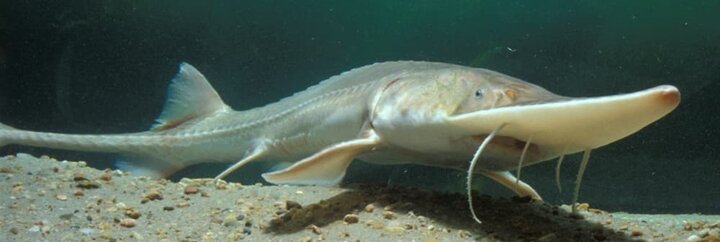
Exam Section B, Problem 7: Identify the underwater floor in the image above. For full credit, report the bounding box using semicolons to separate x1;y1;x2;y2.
1;154;718;242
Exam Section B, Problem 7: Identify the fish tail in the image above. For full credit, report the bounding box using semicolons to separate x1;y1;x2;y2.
0;122;17;147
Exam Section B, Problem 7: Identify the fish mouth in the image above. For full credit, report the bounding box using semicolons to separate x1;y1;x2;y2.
449;85;680;154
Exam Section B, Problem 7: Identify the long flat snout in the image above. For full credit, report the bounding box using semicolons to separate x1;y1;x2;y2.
448;85;680;153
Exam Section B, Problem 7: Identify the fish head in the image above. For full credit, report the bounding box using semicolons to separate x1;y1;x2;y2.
371;66;680;171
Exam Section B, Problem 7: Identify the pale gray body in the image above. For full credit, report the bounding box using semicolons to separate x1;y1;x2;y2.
0;61;680;199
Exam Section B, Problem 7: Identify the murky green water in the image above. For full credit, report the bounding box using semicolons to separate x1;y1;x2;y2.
1;1;718;214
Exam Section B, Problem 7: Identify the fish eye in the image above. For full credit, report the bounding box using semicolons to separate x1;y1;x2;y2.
474;89;484;99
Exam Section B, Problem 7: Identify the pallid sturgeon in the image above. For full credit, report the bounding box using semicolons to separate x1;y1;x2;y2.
0;61;679;211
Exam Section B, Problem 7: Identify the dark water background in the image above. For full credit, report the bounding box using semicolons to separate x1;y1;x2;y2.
1;1;718;214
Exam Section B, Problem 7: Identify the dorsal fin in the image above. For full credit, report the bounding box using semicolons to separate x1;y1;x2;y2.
151;62;230;131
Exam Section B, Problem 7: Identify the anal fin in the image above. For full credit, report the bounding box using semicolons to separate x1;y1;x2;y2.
262;134;381;186
115;156;183;178
214;145;270;181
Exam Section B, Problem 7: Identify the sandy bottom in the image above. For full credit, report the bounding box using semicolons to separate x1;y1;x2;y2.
0;154;718;242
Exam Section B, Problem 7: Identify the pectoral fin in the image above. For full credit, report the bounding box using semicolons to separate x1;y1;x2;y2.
480;170;542;200
262;133;381;186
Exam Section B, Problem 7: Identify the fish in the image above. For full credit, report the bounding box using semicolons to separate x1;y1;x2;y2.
0;61;680;202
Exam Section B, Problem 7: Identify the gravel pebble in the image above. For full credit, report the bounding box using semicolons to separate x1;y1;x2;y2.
344;214;359;224
184;186;199;194
98;172;112;181
76;180;100;189
125;208;141;219
383;211;396;220
120;218;136;228
143;189;163;201
364;203;375;212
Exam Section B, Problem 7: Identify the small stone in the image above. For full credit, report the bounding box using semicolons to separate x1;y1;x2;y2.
59;213;74;220
0;167;13;173
686;235;701;242
163;206;174;211
364;204;375;213
308;224;321;235
9;227;18;235
576;203;590;210
73;172;87;181
119;218;136;228
343;214;359;224
143;189;163;201
98;172;112;181
215;180;228;190
457;230;471;238
11;182;23;192
631;229;643;237
99;231;113;240
384;225;405;234
223;213;239;227
286;200;302;210
76;180;100;189
177;202;190;208
184;186;199;195
73;190;84;196
28;225;40;232
56;194;68;201
116;202;127;209
125;208;141;219
382;211;396;220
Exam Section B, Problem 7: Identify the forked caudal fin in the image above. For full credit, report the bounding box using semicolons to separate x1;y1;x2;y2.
0;122;17;147
0;63;232;178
